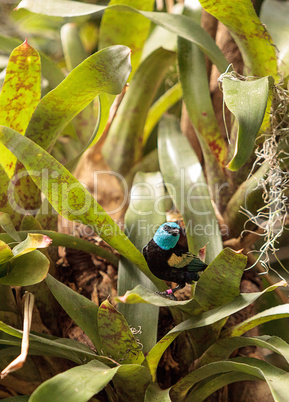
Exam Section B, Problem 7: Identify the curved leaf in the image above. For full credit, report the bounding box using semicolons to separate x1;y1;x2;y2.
0;250;49;286
198;335;289;368
194;248;247;310
45;274;101;351
144;281;285;379
11;233;52;258
0;126;146;268
25;45;131;151
224;304;289;338
171;357;289;401
158;115;223;262
199;0;278;79
99;0;154;78
102;48;176;175
0;321;98;365
0;241;13;264
0;34;65;89
223;74;272;170
0;230;118;267
17;2;229;73
143;82;182;145
177;2;227;168
29;359;151;402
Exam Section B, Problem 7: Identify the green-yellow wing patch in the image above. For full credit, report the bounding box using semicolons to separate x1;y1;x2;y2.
168;252;195;268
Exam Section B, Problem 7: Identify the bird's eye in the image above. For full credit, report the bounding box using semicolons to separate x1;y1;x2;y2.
164;225;169;231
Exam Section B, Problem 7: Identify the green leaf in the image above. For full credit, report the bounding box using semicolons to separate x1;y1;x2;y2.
117;284;198;311
198;335;289;368
61;23;88;71
11;233;52;258
143;82;183;145
171;357;289;401
0;321;98;365
97;299;144;364
261;0;289;77
65;93;111;171
99;0;154;78
0;241;13;264
45;274;101;352
224;304;289;338
0;40;41;177
145;383;171;402
25;45;131;151
0;230;118;267
177;2;227;168
0;250;49;286
16;0;106;16
117;172;167;353
186;371;257;402
0;212;21;242
112;364;152;401
144;281;285;379
29;360;117;402
17;2;229;73
194;248;247;310
0;126;145;268
29;359;152;402
102;48;176;176
223;74;272;170
0;34;65;89
158;115;223;262
199;0;278;79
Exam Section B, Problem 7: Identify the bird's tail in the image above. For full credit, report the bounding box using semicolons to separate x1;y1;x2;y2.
188;258;207;272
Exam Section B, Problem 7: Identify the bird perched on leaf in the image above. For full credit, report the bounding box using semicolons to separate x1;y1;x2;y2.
143;222;207;300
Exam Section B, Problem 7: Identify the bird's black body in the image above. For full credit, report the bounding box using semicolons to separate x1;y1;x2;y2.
143;239;200;287
143;222;207;298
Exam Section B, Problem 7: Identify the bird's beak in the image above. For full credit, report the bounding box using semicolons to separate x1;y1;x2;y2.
167;227;179;236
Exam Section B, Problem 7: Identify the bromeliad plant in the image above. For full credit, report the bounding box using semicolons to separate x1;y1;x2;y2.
0;0;289;400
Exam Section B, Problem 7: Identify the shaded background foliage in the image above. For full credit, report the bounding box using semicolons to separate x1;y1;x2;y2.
0;0;289;401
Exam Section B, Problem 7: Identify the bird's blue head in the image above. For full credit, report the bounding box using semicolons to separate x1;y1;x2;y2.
153;222;180;250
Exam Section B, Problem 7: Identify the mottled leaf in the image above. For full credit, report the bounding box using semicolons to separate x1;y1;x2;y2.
199;0;278;78
98;299;144;364
194;248;247;310
0;40;41;176
0;126;146;269
25;45;131;151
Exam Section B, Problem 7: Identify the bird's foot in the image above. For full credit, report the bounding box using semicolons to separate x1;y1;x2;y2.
156;289;177;301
